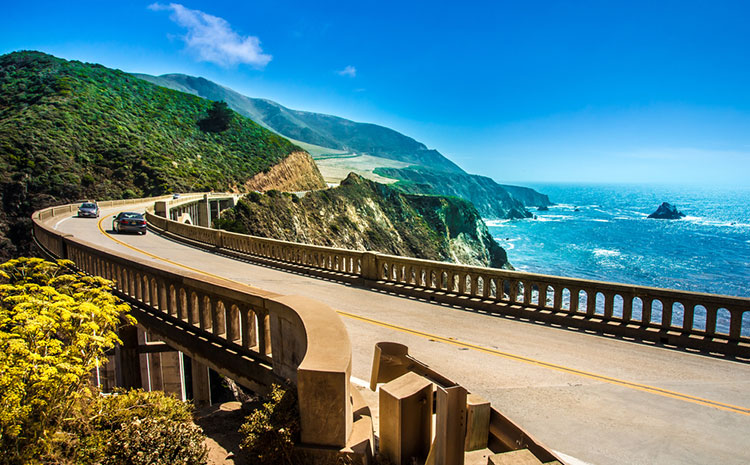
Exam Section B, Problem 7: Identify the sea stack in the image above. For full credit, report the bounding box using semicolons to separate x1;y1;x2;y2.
648;202;686;219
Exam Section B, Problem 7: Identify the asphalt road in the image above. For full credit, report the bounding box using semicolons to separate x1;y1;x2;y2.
50;203;750;465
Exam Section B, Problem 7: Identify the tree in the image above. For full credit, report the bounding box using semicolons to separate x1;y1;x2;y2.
198;100;233;133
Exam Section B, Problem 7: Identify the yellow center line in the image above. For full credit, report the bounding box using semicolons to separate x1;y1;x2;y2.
96;211;750;417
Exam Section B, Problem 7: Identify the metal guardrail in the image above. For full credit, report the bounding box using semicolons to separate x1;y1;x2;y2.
147;195;750;359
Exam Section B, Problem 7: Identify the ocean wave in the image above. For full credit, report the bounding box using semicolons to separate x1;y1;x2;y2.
593;248;621;258
484;219;511;227
589;219;610;223
683;216;750;229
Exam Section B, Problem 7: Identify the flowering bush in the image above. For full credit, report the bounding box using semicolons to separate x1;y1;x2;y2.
0;258;207;465
0;257;131;463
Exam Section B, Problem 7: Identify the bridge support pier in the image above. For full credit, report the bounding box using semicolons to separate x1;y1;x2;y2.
191;359;211;407
115;324;142;389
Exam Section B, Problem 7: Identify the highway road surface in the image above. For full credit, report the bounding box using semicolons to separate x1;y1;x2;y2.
49;202;750;465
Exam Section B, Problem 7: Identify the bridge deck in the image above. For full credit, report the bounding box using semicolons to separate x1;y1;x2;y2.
49;202;750;465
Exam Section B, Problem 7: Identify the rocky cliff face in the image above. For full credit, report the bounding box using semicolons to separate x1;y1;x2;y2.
498;184;552;207
215;173;509;268
373;167;533;219
244;151;326;192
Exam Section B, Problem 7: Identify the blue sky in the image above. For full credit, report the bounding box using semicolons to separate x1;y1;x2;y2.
2;1;749;185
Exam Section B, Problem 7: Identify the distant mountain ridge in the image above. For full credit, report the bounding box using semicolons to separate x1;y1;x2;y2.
135;72;553;219
134;73;464;173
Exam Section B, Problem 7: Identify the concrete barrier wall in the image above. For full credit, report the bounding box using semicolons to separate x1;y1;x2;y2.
147;194;750;358
32;198;354;448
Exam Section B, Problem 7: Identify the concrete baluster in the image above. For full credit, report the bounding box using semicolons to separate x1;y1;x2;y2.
240;307;257;350
681;300;696;332
604;292;615;319
552;286;562;310
188;292;199;326
523;280;533;305
641;297;653;325
199;296;212;332
213;300;227;337
621;294;634;323
704;305;718;337
257;311;271;356
227;304;241;344
729;309;743;341
661;299;674;329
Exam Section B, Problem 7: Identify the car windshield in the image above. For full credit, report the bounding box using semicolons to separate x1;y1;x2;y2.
121;213;143;219
81;203;96;209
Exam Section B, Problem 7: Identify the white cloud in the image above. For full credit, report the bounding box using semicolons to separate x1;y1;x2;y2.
337;65;356;77
149;3;271;68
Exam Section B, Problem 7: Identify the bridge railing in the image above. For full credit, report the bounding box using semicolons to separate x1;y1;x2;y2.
149;195;750;358
32;199;355;449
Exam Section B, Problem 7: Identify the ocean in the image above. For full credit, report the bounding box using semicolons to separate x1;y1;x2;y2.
487;183;750;332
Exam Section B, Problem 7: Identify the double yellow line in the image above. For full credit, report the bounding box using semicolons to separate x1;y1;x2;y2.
96;212;750;417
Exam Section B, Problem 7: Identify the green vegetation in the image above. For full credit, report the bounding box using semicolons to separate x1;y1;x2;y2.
239;384;299;465
215;173;508;268
0;51;300;258
135;73;465;173
0;257;207;465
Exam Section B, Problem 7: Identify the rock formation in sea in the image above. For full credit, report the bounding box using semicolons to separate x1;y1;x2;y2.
648;202;686;219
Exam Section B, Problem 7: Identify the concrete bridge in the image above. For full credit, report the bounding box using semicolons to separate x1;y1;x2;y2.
32;194;750;465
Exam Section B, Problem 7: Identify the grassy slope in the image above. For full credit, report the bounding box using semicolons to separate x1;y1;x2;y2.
0;51;301;258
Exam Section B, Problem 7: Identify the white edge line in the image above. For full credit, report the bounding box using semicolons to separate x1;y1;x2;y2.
53;216;74;230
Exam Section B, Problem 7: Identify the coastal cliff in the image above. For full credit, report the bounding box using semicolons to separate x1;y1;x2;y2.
215;173;509;268
244;151;326;192
373;166;535;219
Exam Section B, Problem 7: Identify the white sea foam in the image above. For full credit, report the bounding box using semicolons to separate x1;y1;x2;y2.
590;219;610;223
683;216;750;229
593;248;621;257
484;219;511;227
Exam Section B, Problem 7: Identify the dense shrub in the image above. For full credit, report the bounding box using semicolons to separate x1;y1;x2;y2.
239;384;300;465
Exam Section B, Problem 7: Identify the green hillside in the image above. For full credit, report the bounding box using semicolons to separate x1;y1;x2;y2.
0;51;301;258
135;73;465;173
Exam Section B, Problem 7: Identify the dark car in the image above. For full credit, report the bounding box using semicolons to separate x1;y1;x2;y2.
78;202;99;218
112;212;147;235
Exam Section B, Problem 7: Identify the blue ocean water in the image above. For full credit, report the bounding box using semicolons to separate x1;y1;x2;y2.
487;183;750;305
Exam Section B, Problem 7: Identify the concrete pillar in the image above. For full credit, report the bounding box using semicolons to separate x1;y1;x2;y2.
433;385;467;465
191;358;211;408
115;324;142;389
379;372;433;465
160;351;185;400
465;393;491;451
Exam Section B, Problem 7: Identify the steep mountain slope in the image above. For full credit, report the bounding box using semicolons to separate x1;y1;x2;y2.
134;73;464;173
135;72;552;219
215;173;509;268
0;51;323;258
